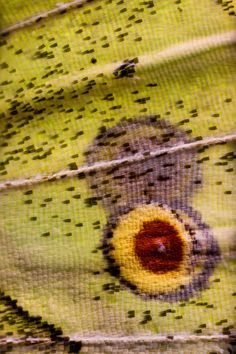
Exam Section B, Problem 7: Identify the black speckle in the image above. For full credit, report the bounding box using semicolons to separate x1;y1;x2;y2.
68;341;82;353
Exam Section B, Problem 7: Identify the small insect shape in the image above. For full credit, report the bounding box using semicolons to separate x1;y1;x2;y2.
113;57;139;78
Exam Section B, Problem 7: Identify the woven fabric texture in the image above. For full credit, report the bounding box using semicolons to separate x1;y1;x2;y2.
0;0;235;353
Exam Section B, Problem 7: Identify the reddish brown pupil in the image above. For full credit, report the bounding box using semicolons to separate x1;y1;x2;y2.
134;220;184;273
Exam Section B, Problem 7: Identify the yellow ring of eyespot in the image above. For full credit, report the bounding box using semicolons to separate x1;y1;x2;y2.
110;204;191;294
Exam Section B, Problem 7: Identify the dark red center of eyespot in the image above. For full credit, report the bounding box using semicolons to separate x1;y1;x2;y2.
134;220;185;273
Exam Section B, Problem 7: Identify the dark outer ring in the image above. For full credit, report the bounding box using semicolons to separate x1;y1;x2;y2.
102;201;221;302
85;115;201;219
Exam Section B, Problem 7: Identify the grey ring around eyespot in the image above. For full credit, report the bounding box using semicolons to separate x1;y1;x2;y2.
101;202;221;302
85;115;202;218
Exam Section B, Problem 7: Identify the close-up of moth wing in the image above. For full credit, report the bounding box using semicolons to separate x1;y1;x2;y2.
0;1;236;353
